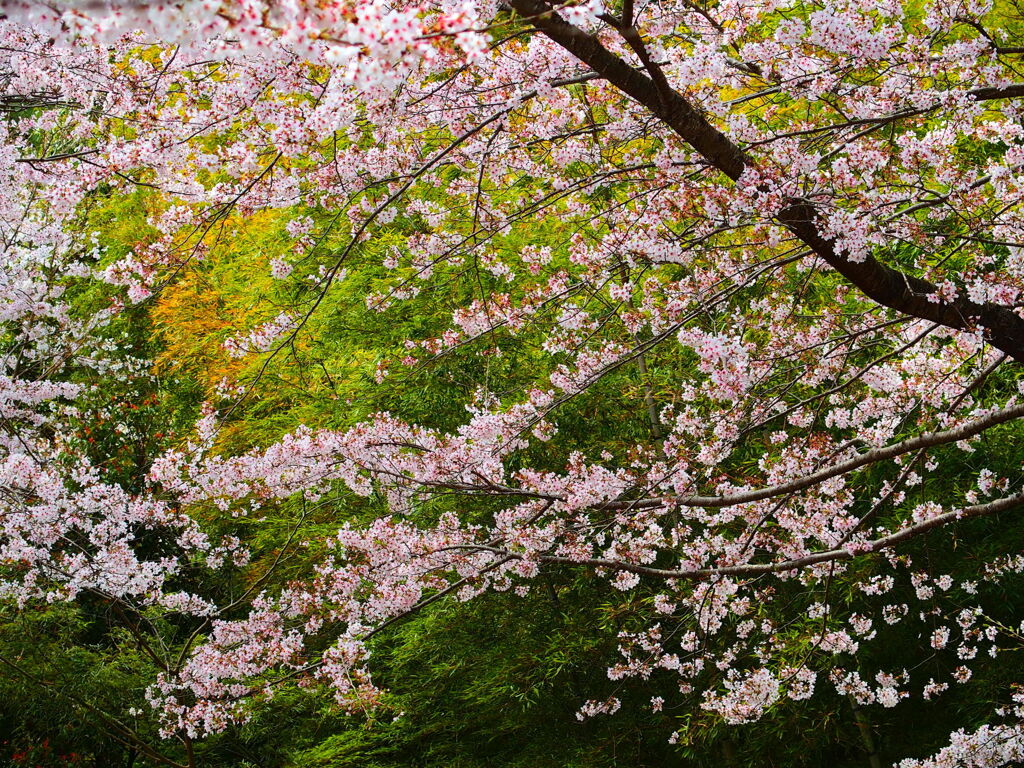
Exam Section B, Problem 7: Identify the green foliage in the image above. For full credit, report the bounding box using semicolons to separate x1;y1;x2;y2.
8;155;1024;768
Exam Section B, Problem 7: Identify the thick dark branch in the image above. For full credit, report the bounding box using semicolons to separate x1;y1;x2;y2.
508;0;747;174
507;0;1024;360
775;203;1024;359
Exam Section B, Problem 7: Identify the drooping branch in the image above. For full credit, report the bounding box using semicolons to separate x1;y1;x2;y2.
348;402;1024;512
550;401;1024;511
459;490;1024;580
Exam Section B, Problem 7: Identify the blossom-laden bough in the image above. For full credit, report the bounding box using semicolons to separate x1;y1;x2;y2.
3;0;1024;764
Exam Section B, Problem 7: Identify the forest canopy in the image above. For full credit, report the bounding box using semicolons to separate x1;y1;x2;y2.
2;0;1024;765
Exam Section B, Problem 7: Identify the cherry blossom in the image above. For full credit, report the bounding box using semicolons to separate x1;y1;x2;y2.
3;0;1024;762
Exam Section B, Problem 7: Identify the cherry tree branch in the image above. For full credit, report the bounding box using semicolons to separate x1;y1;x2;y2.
605;401;1024;511
506;0;1024;360
453;490;1024;580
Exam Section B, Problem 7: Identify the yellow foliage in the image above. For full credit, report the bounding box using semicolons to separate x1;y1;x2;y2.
150;269;247;392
